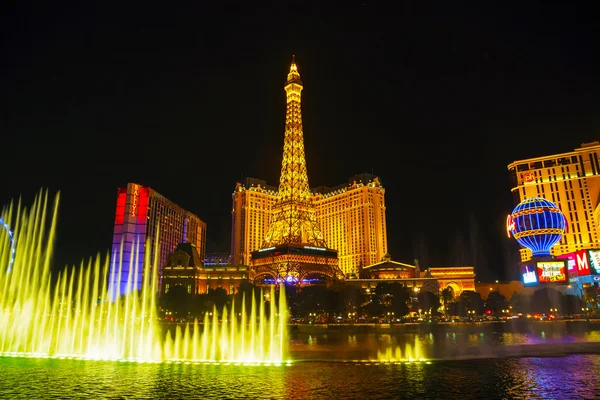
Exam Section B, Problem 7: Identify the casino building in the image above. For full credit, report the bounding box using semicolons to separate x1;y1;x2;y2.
231;174;387;276
349;256;475;296
508;141;600;261
108;183;206;296
162;244;247;296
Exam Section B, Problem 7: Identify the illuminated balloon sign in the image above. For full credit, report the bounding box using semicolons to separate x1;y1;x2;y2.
507;197;567;257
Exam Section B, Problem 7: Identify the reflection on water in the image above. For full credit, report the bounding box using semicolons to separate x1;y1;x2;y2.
289;330;600;361
1;354;599;399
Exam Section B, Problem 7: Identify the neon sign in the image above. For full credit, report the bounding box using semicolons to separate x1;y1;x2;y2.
507;197;567;257
506;215;515;238
304;246;326;251
557;252;577;272
575;249;590;276
521;264;538;285
131;184;139;217
523;172;535;183
536;261;567;283
588;249;600;275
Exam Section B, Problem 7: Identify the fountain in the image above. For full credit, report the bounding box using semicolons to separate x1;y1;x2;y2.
376;336;426;363
0;191;288;365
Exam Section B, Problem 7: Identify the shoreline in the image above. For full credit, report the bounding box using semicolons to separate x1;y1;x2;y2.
289;319;600;334
288;341;600;362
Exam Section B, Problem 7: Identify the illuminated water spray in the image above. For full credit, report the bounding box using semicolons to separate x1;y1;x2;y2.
0;216;15;273
0;191;289;364
376;336;426;363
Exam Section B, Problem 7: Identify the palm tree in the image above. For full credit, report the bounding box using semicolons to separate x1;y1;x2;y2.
441;287;454;317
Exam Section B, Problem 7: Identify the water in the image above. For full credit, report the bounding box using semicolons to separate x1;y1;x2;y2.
289;328;600;361
0;191;287;363
3;192;600;396
0;353;599;399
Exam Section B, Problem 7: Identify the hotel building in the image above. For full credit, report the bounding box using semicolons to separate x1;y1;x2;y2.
508;141;600;261
109;183;206;296
162;245;248;296
204;253;233;266
230;173;388;276
230;178;278;267
161;243;204;295
313;173;387;273
347;256;475;296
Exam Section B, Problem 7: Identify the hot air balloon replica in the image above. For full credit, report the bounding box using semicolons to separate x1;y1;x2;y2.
507;197;568;285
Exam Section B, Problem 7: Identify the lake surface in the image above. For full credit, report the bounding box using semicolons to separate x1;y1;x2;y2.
289;328;600;360
2;330;600;399
0;355;599;399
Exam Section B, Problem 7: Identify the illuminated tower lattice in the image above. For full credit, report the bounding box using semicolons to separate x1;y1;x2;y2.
252;57;342;284
263;56;326;248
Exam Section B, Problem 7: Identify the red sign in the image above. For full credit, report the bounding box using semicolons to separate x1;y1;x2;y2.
131;184;140;217
575;249;591;276
536;261;567;283
523;172;535;182
506;215;515;238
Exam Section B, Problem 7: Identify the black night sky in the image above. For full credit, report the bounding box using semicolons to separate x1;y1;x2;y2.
1;2;598;281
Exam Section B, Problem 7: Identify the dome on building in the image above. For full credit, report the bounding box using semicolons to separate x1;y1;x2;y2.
507;196;567;257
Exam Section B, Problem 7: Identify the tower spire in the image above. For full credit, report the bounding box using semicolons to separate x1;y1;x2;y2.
287;54;302;86
261;57;327;247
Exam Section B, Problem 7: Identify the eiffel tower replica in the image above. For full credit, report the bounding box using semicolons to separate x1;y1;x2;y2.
251;56;343;285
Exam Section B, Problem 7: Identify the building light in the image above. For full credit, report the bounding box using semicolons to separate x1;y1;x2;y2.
304;246;326;251
258;247;276;252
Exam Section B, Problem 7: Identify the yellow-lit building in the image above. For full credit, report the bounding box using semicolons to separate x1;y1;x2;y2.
508;141;600;261
346;257;475;297
161;243;204;295
163;243;249;296
230;178;278;266
198;265;250;295
230;174;388;276
428;266;476;294
313;174;388;274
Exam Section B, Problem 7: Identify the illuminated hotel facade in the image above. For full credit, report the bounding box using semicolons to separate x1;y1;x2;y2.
230;178;278;267
109;183;206;296
313;173;387;274
508;141;600;261
230;173;388;276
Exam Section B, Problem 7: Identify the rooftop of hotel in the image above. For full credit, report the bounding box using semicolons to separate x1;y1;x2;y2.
233;173;384;197
507;141;600;167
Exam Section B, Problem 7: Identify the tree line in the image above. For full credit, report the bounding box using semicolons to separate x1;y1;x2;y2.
159;280;591;322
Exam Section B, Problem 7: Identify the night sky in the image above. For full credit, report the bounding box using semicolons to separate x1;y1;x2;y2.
1;3;598;281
